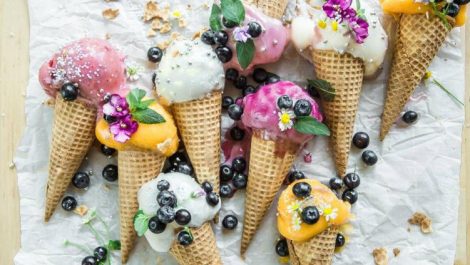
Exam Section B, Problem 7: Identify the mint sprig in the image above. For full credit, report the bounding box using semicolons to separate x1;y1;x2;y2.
307;79;335;101
134;210;150;237
126;88;166;124
429;0;452;30
236;39;255;70
294;116;331;136
220;0;245;24
107;240;121;251
210;4;223;31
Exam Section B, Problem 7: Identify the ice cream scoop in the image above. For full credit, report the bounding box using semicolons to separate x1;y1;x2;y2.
39;38;127;107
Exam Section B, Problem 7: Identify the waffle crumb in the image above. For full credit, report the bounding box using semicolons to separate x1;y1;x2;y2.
73;205;89;216
178;18;187;28
159;22;172;33
408;212;433;234
105;33;111;40
393;248;400;257
372;248;388;265
147;28;157;37
144;1;159;21
151;19;162;30
102;8;119;20
157;39;172;50
192;27;208;40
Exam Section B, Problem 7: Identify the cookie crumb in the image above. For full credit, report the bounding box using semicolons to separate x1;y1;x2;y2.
393;248;400;257
178;18;187;28
73;205;89;216
105;33;111;40
144;1;159;21
151;19;162;30
408;212;432;234
159;22;172;33
170;32;181;41
102;8;119;20
157;39;172;50
192;27;208;40
147;28;157;37
372;248;388;265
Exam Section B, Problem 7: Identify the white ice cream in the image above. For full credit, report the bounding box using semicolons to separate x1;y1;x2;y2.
291;0;388;77
137;172;221;252
155;39;225;103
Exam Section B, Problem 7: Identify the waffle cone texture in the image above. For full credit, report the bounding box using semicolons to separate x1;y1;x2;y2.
45;96;96;222
251;0;288;19
170;222;222;265
118;150;165;263
240;132;299;256
380;14;450;140
172;91;222;191
311;50;364;177
287;226;339;265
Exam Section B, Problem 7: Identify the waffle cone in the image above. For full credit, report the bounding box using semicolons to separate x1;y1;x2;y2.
380;14;450;140
287;226;339;265
252;0;288;19
172;91;222;191
169;222;222;265
240;132;299;256
118;150;165;263
44;96;96;222
311;50;364;177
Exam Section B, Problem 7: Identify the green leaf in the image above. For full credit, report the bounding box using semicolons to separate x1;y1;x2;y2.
294;116;331;136
307;79;335;101
133;210;150;237
137;99;155;110
221;0;245;24
107;240;121;251
209;4;223;32
132;108;166;124
236;39;255;70
127;88;146;111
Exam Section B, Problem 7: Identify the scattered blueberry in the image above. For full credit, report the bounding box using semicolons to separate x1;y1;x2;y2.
222;17;238;28
102;164;118;182
100;144;116;156
234;76;248;89
342;189;358;204
329;177;343;190
228;104;243;120
157;205;176;224
275;239;289;257
232;157;246;173
232;173;248;189
225;68;239;81
253;68;268;83
243;85;256;96
72;172;90;189
362;150;378;166
287;170;305;184
213;31;229;45
335;233;346;248
343;173;360;189
294;99;312;116
177;230;193;246
175;209;192;225
219;183;234;198
277;95;293;109
206;192;220;206
82;256;97;265
402;111;418;124
230;126;245;141
266;73;280;84
61;196;77;211
147;47;163;63
220;165;235;182
93;246;107;262
352;132;370;149
292;182;311;198
301;206;320;224
103;114;117;123
222;96;235;109
444;3;460;17
215;46;233;63
176;162;193;175
201;181;213;193
60;83;79;101
201;30;215;45
222;215;238;230
148;216;167;233
157;179;170;191
157;190;177;208
247;22;262;38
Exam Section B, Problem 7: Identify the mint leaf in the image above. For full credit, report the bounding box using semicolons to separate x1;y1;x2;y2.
132;108;166;124
307;79;335;101
210;4;223;31
294;116;330;136
127;88;146;111
138;99;155;110
134;210;150;237
221;0;245;24
107;240;121;251
236;39;255;70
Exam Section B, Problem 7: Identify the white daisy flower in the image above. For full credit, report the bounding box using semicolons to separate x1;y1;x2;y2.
126;64;143;82
287;200;302;214
318;203;338;222
292;215;302;231
278;109;295;131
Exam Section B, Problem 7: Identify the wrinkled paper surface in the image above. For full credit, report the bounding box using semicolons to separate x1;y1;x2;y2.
15;0;464;264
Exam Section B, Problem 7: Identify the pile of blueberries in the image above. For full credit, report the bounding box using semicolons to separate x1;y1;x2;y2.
81;246;108;265
352;132;378;166
163;150;194;176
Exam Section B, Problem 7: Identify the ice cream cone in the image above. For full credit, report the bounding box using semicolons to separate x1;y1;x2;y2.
44;96;96;222
380;14;451;140
287;226;339;265
254;0;288;19
240;131;299;256
118;149;166;263
311;50;364;177
169;222;222;265
171;91;222;191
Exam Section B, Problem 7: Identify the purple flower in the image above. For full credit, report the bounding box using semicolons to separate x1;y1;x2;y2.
323;0;354;22
109;115;138;143
349;17;369;44
233;26;252;43
103;94;129;118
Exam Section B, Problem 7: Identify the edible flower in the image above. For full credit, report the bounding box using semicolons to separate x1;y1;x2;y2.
323;0;356;22
278;109;296;131
287;200;303;214
322;0;369;43
291;215;302;231
103;94;130;118
109;115;138;143
318;203;338;222
126;64;143;82
349;16;369;43
233;25;252;43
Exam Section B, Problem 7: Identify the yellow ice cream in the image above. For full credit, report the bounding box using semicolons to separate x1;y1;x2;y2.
381;0;467;26
96;101;179;157
277;179;351;242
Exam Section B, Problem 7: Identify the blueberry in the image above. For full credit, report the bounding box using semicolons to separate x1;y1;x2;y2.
102;164;118;182
157;205;176;223
247;22;262;38
243;85;256;96
169;151;187;167
82;256;97;265
60;82;79;101
292;182;311;198
266;73;281;84
93;246;107;262
177;230;193;246
277;95;293;109
234;76;248;89
228;104;243;120
213;31;229;45
352;132;369;149
342;189;358;204
222;17;238;28
294;99;312;116
287;170;305;184
220;165;234;182
230;126;245;141
219;183;234;198
444;3;460;17
329;177;343;190
222;96;235;109
454;0;470;5
301;206;320;224
232;172;248;189
100;144;116;156
222;215;238;230
61;196;77;211
175;209;192;225
275;239;289;257
201;181;213;193
362;150;378;166
157;179;170;191
148;216;167;233
103;114;117;123
176;162;193;175
225;68;239;81
147;47;163;63
72;172;90;189
306;83;320;98
232;157;246;172
215;46;233;63
343;173;360;189
253;68;268;83
335;233;346;248
201;30;215;45
157;190;177;207
402;111;418;124
206;192;220;206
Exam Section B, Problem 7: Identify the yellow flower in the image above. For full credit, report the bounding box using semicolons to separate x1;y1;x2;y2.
331;21;338;32
318;20;327;29
424;71;432;80
172;10;182;18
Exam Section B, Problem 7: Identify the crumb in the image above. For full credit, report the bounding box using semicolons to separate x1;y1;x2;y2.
201;2;210;9
159;22;172;33
393;248;400;257
192;27;208;40
73;205;89;216
170;32;181;41
8;161;15;169
186;4;192;10
372;248;388;265
147;28;157;37
144;1;159;21
408;212;433;234
171;50;180;57
151;19;162;30
407;227;411;232
157;39;172;50
105;33;111;40
102;8;119;20
178;18;187;28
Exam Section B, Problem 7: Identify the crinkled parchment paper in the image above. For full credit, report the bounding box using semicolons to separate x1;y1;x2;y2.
14;0;464;264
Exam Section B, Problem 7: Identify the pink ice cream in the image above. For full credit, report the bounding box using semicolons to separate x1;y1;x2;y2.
224;5;289;74
242;81;323;145
38;38;127;107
